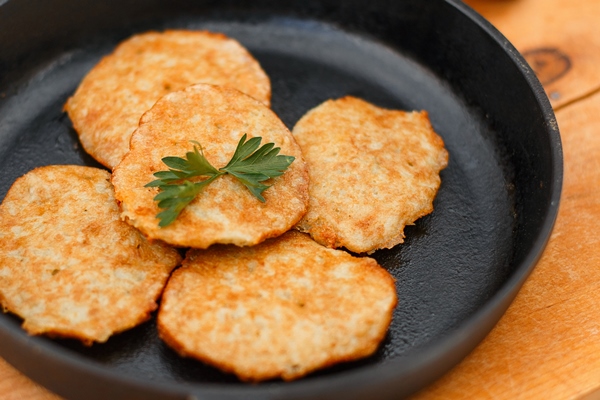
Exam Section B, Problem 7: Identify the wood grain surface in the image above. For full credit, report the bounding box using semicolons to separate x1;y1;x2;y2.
463;0;600;111
1;0;599;399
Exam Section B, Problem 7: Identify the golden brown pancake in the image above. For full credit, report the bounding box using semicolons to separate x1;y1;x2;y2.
157;230;397;381
0;165;181;345
112;83;309;249
292;96;449;254
64;30;271;169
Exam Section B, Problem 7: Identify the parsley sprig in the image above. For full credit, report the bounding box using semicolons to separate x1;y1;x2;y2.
145;134;295;227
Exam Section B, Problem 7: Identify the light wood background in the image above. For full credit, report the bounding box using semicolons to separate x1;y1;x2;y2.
2;0;600;398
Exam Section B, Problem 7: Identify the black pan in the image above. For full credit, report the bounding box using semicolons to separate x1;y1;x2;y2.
0;1;562;399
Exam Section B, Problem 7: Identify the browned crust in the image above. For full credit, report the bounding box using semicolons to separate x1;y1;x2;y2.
64;30;271;169
0;165;181;344
293;96;449;254
111;83;309;249
157;231;397;381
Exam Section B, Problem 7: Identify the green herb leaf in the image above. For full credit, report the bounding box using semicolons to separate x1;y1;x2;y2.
220;134;295;202
146;135;295;227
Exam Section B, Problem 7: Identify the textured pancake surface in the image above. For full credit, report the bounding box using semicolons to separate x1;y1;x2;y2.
293;96;449;254
64;30;271;169
157;230;397;381
112;83;309;249
0;165;181;344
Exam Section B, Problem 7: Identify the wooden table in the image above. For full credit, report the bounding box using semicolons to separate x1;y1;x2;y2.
2;1;600;398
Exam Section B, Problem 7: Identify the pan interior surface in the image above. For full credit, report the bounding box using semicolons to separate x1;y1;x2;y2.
0;1;560;399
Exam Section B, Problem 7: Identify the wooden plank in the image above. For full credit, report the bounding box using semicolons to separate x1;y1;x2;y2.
464;0;600;110
412;88;600;399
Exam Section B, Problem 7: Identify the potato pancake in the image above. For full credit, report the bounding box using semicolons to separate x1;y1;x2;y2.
112;83;308;248
64;30;271;169
292;96;449;254
0;165;181;344
158;231;397;381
